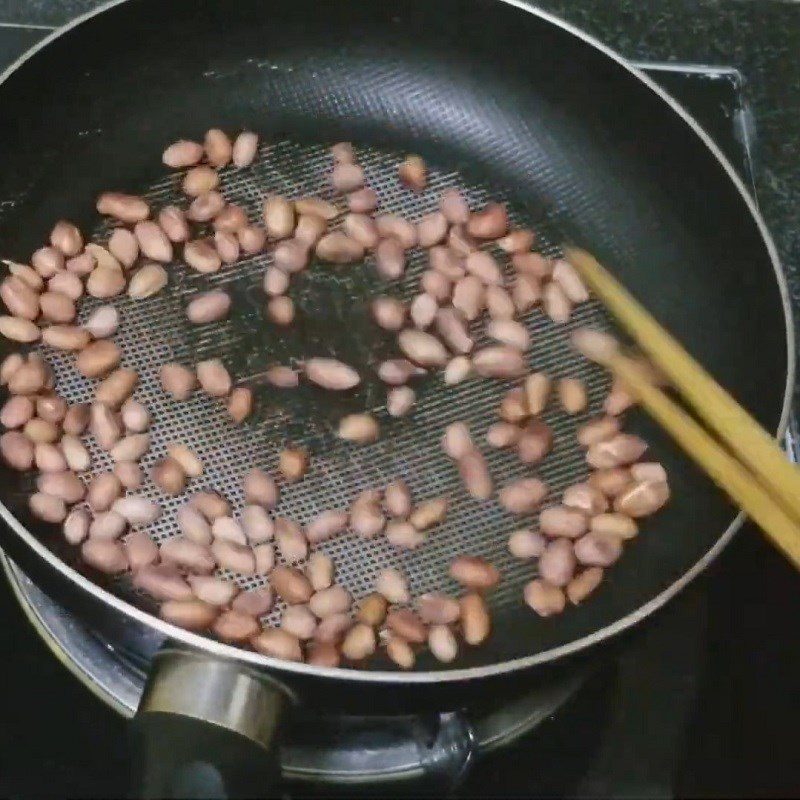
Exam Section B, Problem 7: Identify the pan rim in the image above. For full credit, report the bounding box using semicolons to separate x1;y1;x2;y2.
0;0;794;684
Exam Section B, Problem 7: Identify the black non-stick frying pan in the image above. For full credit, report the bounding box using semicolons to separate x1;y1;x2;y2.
0;0;793;794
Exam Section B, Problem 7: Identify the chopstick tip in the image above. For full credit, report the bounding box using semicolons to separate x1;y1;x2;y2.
571;328;619;366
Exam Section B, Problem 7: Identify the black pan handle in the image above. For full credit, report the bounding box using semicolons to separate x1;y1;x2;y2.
130;648;291;799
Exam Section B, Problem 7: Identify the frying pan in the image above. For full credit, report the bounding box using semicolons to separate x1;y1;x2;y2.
0;0;793;794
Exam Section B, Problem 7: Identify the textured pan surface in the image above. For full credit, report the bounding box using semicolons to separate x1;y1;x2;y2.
0;0;790;677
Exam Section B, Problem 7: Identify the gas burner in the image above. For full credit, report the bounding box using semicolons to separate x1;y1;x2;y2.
3;556;590;787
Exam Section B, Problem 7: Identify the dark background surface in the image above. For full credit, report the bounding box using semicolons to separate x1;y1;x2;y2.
0;2;799;798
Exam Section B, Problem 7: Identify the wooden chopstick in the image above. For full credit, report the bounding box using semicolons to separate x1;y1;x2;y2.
589;347;800;570
564;245;800;527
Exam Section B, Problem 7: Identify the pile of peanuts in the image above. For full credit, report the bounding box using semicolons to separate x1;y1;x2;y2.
0;127;670;669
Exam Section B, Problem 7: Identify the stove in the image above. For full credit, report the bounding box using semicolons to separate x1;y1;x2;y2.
0;19;799;799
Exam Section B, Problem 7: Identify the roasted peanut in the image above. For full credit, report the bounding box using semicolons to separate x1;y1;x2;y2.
160;363;196;401
232;131;259;167
316;231;365;264
252;628;302;661
508;528;546;559
566;567;604;605
76;340;121;378
265;365;299;388
110;432;150;463
557;377;587;415
613;481;670;517
332;162;365;193
306;552;335;592
499;387;529;424
108;228;139;267
443;355;472;385
466;202;508;239
428;625;458;663
472;346;525;379
211;539;256;575
341;623;377;661
232;587;273;617
152;457;187;495
281;605;317;640
196;359;232;397
1;395;34;429
376;567;410;604
238;225;267;255
113;495;161;526
385;519;425;549
190;491;231;521
460;593;491;645
373;237;407;280
275;518;308;563
160;599;217;631
417;593;460;625
304;357;360;390
348;187;379;214
183;166;219;197
204;128;232;168
409;496;448;530
81;538;128;574
244;468;279;508
306;510;348;544
114;460;143;490
512;273;542;313
89;511;127;539
386;636;416;669
538;539;577;587
577;416;621;447
429;246;465;279
134;221;173;264
187;575;239;616
562;483;608;515
356;592;388;627
498;477;548;514
29;492;67;523
587;467;632;497
183;239;222;273
410;293;438;329
338;413;379;444
162;139;204;168
542;281;572;324
452;275;485;321
398;329;448;367
0;316;40;343
552;258;589;303
573;532;623;567
523;579;566;617
271;566;313;604
586;434;648;469
63;508;90;545
539;505;588;539
590;512;638;539
385;609;427;644
213;610;260;643
458;449;493;500
350;490;385;538
450;556;500;591
96;193;149;223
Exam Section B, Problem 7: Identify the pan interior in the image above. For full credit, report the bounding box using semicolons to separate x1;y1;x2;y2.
0;0;789;674
36;139;614;670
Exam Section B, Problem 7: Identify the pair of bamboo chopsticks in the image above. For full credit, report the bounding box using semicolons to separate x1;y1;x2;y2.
564;246;800;570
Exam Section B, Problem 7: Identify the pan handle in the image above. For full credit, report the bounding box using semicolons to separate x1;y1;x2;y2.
131;648;291;799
